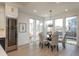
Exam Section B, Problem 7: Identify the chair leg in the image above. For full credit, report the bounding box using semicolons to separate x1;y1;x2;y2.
39;42;43;48
48;43;50;48
54;45;56;48
51;45;53;51
62;43;65;48
57;45;59;51
39;42;41;47
51;45;59;52
41;43;43;48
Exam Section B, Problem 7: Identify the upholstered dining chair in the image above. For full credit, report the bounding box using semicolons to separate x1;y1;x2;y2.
39;32;48;48
58;33;66;48
49;32;59;51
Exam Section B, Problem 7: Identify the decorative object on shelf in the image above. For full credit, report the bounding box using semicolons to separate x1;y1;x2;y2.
19;23;26;33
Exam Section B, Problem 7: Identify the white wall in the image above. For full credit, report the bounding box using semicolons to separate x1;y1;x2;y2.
0;4;5;29
0;4;6;37
17;11;44;46
18;12;29;46
5;3;18;18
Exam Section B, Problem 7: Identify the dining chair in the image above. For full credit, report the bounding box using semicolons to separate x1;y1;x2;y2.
49;32;59;51
58;32;66;48
39;32;48;48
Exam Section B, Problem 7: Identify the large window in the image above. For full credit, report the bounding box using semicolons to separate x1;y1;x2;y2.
45;20;53;32
66;16;77;33
66;16;77;39
29;18;35;41
55;19;63;31
36;20;43;40
29;19;43;41
29;19;34;36
55;19;63;37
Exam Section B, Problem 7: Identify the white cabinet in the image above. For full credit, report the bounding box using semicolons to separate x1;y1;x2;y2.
0;45;7;56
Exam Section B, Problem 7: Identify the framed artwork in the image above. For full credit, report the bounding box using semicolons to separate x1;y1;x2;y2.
19;23;26;33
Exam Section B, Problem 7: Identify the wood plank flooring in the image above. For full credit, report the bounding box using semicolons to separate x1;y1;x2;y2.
7;42;79;56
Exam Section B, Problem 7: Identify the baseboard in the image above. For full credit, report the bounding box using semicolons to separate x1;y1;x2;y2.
17;43;29;48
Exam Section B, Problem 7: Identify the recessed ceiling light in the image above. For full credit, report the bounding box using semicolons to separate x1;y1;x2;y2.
65;9;68;12
33;10;37;12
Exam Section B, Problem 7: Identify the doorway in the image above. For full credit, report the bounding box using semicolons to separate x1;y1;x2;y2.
29;18;43;43
29;19;34;43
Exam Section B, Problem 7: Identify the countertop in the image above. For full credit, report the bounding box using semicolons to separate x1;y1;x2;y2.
0;29;6;38
0;45;7;56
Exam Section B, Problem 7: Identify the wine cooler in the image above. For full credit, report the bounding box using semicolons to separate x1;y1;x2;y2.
5;17;17;52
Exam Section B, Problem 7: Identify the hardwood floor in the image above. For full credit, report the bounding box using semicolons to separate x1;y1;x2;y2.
7;42;79;56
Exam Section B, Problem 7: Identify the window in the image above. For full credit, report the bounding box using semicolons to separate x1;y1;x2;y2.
45;20;53;32
29;19;34;36
55;19;63;32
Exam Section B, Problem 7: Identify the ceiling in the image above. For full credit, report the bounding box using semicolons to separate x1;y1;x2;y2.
7;2;79;18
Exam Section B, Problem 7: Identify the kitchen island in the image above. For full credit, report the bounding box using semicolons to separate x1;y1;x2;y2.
0;44;7;56
0;29;6;50
0;29;7;56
